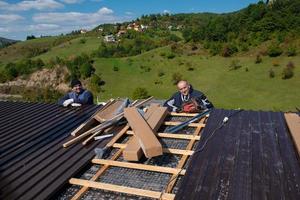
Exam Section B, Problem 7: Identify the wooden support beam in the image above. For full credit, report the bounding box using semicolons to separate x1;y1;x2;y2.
164;121;205;127
127;131;200;140
284;113;300;155
92;159;186;175
170;112;198;117
124;107;162;158
113;143;194;156
70;178;175;200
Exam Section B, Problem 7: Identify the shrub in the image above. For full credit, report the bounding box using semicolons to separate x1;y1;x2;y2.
245;67;249;72
267;45;283;57
167;53;176;59
272;60;280;67
113;66;119;71
186;62;194;71
79;62;94;78
286;46;297;57
269;68;275;78
89;74;104;93
282;67;294;79
154;80;163;85
160;52;166;57
255;54;262;64
172;72;183;85
221;44;238;57
228;60;242;71
132;87;150;99
157;70;165;77
286;61;295;69
79;38;86;44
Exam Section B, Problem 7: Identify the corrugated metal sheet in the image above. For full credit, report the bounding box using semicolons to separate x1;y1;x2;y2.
0;101;108;200
175;109;300;200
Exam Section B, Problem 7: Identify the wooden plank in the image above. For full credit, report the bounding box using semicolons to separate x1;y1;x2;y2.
71;126;131;200
164;121;205;127
94;100;125;122
127;131;201;140
284;113;300;155
70;178;175;200
113;143;194;156
70;99;114;136
92;159;186;175
123;106;168;161
170;112;198;117
124;107;162;158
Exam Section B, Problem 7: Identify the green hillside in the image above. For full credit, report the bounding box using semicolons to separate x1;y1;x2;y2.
93;47;300;111
0;0;299;111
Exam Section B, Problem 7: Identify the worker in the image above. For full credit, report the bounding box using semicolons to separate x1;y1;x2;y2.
164;80;213;112
58;79;94;107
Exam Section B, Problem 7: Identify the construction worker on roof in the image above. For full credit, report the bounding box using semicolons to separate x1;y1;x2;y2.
164;80;214;113
58;79;94;107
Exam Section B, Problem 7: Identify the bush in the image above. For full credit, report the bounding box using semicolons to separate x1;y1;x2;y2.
255;54;262;64
286;61;295;69
172;72;183;85
79;62;94;78
157;70;165;77
286;46;297;57
132;87;150;99
267;45;283;57
160;52;166;57
167;53;176;59
89;74;104;93
186;62;194;71
113;66;119;71
228;60;242;71
272;60;280;67
79;38;86;44
269;68;275;78
282;67;294;79
221;44;238;57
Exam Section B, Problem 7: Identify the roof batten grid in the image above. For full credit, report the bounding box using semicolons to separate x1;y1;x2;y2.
67;111;208;200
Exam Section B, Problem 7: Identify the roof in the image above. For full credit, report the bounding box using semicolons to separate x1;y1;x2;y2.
0;101;108;200
175;109;300;199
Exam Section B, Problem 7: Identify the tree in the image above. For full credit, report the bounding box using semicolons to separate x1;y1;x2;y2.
132;87;150;99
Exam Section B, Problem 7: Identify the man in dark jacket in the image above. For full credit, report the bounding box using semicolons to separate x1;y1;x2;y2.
58;79;94;107
164;80;213;112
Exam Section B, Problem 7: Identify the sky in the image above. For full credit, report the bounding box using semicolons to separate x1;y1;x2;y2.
0;0;260;40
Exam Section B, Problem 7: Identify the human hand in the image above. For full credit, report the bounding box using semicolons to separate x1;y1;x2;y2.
63;99;74;107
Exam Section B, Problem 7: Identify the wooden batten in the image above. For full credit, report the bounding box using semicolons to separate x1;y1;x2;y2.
284;113;300;155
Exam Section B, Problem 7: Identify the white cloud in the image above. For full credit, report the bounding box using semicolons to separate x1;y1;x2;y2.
33;7;116;25
163;9;171;14
28;23;60;31
0;14;24;24
125;11;133;15
0;0;64;11
60;0;83;4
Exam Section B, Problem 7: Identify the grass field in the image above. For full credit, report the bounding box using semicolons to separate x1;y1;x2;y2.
36;36;101;61
92;47;300;111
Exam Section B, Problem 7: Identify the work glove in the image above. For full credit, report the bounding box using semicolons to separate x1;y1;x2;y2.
63;99;74;107
71;103;82;107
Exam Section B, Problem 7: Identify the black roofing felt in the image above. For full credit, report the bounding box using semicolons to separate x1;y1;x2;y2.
0;101;107;200
175;109;300;200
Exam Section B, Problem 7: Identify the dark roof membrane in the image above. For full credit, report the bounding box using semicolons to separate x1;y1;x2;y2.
175;109;300;200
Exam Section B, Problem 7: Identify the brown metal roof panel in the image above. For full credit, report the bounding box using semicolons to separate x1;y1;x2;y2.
0;101;108;200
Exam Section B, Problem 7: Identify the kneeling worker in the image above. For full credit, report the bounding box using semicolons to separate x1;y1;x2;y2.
164;80;213;113
58;79;94;107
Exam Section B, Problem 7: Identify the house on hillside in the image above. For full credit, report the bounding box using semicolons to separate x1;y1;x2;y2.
104;34;116;43
117;30;126;37
80;29;87;34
